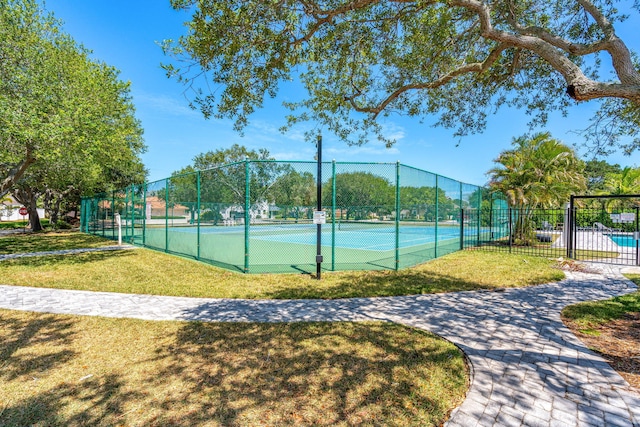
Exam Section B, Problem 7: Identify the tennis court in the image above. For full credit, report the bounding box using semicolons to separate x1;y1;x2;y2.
176;222;464;251
138;221;488;273
82;160;496;273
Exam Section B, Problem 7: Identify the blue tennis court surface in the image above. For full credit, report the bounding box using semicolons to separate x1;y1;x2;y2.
170;224;483;251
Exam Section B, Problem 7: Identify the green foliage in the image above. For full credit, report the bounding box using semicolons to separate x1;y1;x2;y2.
488;132;585;244
562;284;640;330
488;132;586;209
323;172;394;220
601;166;640;196
400;186;456;221
163;1;640;152
167;145;290;220
0;0;146;227
271;168;315;219
584;159;622;193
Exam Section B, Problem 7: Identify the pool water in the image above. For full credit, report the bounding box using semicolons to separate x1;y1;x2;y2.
609;233;639;248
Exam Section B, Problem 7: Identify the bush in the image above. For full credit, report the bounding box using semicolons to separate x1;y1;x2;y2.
200;209;222;223
55;220;72;230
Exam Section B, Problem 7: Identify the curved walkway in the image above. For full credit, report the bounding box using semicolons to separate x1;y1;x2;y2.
1;265;639;426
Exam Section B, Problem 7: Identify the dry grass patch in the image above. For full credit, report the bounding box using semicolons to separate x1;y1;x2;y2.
0;246;564;299
0;309;467;426
562;274;640;391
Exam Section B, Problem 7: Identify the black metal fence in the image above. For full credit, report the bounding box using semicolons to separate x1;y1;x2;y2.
468;196;640;266
464;207;570;259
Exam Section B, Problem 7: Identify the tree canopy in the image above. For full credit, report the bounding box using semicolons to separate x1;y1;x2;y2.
164;0;640;153
0;0;146;227
170;144;282;206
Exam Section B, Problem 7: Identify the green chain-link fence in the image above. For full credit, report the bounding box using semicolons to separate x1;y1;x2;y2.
81;161;493;273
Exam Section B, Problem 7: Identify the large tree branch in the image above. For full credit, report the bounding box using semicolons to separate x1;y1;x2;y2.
0;151;35;198
450;0;640;101
292;0;379;46
345;42;510;116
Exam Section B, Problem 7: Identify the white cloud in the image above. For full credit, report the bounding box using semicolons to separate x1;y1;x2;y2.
380;122;406;142
135;92;198;117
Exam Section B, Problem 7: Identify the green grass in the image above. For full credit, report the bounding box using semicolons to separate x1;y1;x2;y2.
0;232;565;299
0;310;467;427
476;243;620;259
0;231;112;255
0;218;50;230
561;274;640;331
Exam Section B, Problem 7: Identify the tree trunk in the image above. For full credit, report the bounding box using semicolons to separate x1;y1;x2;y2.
28;204;42;232
12;187;42;232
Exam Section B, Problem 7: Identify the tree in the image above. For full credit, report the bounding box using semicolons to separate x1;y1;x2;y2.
271;168;316;220
584;159;622;193
1;0;146;228
400;186;455;221
164;0;640;152
488;132;586;243
324;172;394;220
489;133;586;208
597;166;640;210
168;145;285;222
601;166;640;195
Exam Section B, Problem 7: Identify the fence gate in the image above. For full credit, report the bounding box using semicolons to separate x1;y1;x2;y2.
568;195;640;266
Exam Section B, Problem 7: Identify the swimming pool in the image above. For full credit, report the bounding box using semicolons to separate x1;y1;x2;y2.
608;233;639;248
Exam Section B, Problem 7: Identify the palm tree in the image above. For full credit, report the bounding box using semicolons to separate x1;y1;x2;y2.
600;166;640;210
488;132;586;243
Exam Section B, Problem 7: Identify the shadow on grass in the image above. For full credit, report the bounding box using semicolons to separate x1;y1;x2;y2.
0;317;466;426
262;269;498;300
0;232;111;255
0;314;77;381
143;322;465;426
0;374;143;427
0;249;137;268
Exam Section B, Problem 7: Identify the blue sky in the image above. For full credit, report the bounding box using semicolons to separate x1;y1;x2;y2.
52;1;638;187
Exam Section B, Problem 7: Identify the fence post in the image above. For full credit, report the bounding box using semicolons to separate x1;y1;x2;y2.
488;194;493;240
568;196;575;259
197;170;201;260
112;192;116;241
244;160;250;273
508;208;513;253
395;161;400;271
80;198;84;232
142;183;146;247
165;179;169;253
435;175;439;258
460;208;465;250
477;189;481;246
331;160;336;271
459;182;463;250
129;185;134;243
634;206;640;265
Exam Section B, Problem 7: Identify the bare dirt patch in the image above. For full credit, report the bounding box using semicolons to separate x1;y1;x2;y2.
564;312;640;392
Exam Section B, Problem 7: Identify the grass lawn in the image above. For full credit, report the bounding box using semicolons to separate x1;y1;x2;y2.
0;232;565;299
561;274;640;390
0;309;467;427
0;231;112;255
0;219;50;230
475;243;620;260
562;274;640;332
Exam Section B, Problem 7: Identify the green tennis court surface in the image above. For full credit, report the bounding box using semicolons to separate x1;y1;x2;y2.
138;222;491;273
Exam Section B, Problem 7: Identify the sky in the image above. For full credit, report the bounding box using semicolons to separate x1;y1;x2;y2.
51;1;639;187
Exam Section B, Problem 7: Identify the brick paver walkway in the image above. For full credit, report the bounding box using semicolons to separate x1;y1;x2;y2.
1;262;639;426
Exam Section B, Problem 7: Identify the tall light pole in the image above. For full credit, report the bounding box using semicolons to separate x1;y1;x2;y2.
315;134;323;279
